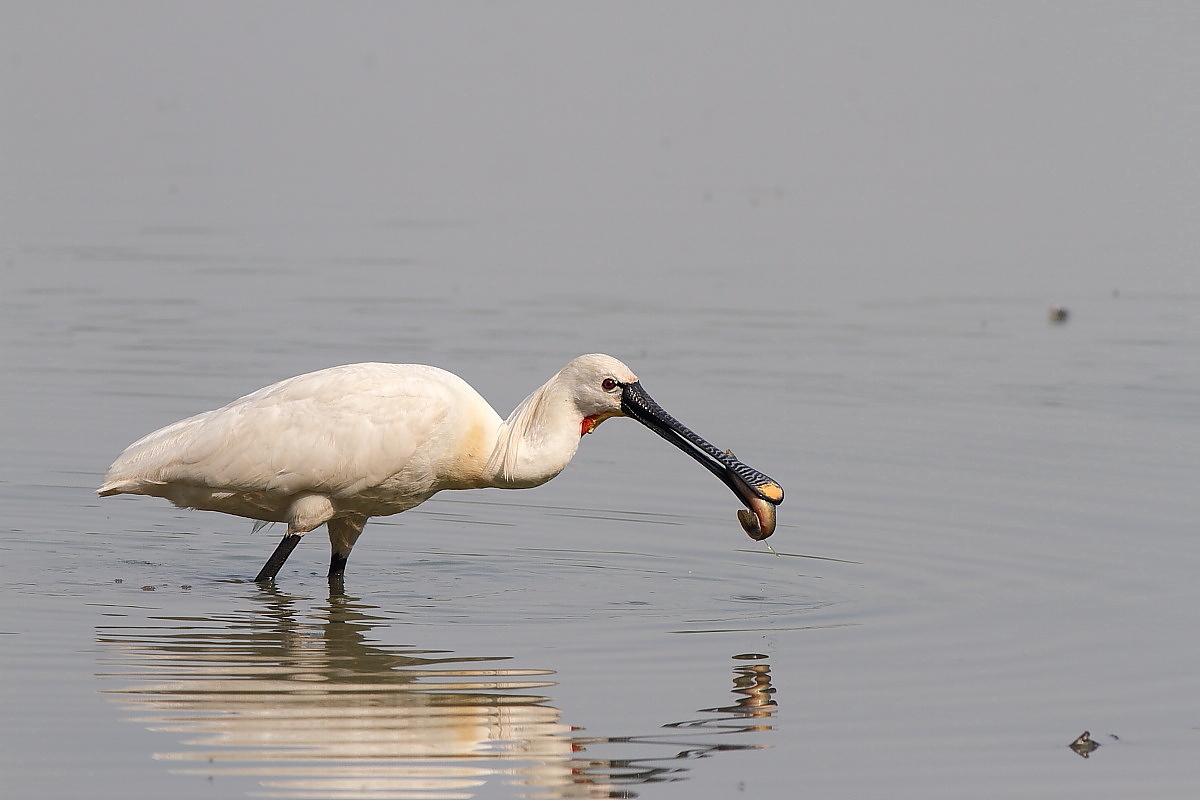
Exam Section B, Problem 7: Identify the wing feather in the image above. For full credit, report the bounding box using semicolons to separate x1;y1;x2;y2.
99;364;499;511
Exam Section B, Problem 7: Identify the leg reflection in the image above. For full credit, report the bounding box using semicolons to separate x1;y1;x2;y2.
98;593;777;799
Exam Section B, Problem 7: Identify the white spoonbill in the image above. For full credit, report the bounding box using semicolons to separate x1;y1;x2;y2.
98;354;783;583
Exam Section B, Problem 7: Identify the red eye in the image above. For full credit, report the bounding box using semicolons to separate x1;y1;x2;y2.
601;378;619;392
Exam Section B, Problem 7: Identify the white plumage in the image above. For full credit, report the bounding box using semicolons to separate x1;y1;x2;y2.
99;353;782;583
102;363;500;517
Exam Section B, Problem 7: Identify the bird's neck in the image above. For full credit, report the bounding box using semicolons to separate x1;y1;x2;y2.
487;377;583;489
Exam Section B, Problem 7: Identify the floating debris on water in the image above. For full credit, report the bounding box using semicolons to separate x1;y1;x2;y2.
1069;730;1100;758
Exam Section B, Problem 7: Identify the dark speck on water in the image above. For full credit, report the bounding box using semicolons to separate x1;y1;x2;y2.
1070;731;1100;758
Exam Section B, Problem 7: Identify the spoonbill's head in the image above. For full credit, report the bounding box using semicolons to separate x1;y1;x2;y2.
555;353;640;436
565;354;784;540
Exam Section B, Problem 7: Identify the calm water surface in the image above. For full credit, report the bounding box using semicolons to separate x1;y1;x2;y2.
4;5;1200;799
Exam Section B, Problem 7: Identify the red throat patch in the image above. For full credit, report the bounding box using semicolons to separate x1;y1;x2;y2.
581;409;621;437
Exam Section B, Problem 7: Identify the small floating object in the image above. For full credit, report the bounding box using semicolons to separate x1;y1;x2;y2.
1048;306;1070;324
1069;730;1100;758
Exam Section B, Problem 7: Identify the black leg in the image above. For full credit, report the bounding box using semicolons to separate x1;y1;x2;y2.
326;516;365;582
255;533;302;582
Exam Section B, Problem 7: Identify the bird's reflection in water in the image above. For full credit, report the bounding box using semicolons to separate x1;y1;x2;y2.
98;589;776;799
